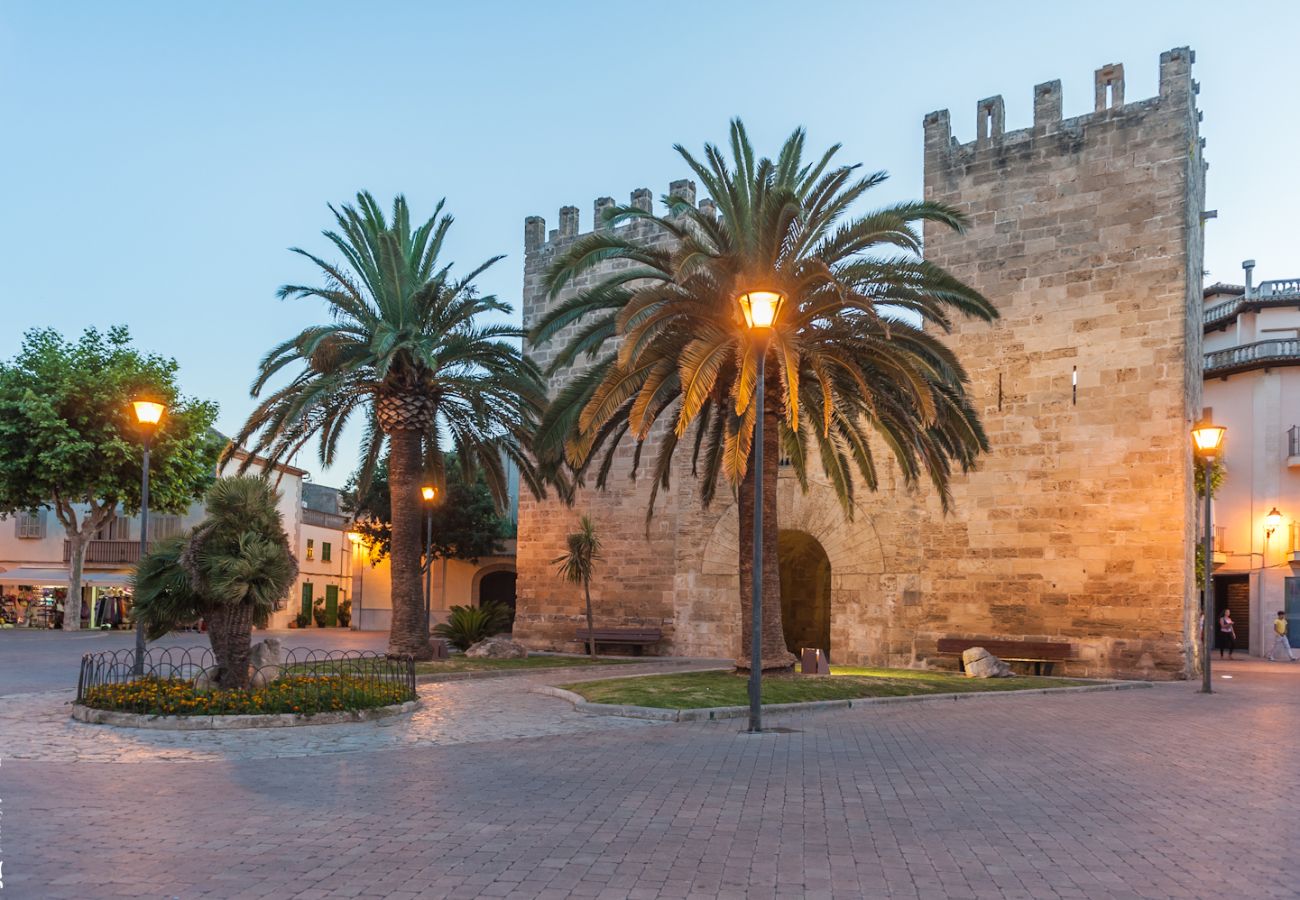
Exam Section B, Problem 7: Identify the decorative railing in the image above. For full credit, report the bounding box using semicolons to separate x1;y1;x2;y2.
1204;279;1300;329
302;507;350;529
76;647;416;709
1203;339;1300;376
65;540;141;565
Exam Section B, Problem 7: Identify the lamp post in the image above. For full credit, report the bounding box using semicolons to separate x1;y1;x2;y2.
1192;414;1226;694
737;287;785;734
131;399;165;676
346;529;364;630
421;485;436;635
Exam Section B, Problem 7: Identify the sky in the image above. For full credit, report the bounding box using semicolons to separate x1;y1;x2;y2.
2;0;1297;486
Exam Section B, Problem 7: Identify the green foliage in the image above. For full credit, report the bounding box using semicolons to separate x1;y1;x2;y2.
553;515;601;587
312;597;328;628
133;476;298;642
343;455;512;565
294;610;311;628
531;120;998;519
1194;456;1225;498
338;599;352;627
433;602;511;650
226;191;545;515
0;325;221;518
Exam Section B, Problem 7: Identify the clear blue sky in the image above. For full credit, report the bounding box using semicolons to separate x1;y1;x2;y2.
2;1;1296;485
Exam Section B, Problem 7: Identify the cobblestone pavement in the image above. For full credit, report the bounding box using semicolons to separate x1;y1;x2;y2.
4;658;1297;899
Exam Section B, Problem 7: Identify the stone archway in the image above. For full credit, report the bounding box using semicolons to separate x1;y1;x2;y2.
778;530;832;658
474;565;517;631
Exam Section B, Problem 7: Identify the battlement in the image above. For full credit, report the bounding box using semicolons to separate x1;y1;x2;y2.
924;47;1197;163
525;179;712;253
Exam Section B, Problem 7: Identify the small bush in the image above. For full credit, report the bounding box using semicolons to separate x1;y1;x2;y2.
312;597;328;628
434;603;511;650
338;599;352;628
81;675;412;717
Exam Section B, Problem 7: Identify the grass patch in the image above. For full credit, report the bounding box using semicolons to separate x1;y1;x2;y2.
563;667;1094;709
414;655;637;675
80;675;413;717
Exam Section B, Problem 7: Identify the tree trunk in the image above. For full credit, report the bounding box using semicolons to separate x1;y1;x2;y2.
387;427;434;660
208;603;255;690
63;531;88;631
736;365;796;672
584;580;596;658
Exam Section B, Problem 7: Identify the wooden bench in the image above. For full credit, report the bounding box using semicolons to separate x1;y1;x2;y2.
574;627;663;656
936;638;1075;676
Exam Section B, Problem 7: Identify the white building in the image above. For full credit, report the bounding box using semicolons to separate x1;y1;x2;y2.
0;450;350;631
1202;262;1300;655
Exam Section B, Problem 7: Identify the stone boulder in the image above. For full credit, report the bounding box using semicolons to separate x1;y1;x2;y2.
465;637;528;659
961;646;1013;678
248;638;286;687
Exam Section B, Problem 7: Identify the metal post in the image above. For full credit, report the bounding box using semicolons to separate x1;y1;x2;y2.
423;508;433;635
133;440;150;676
748;342;766;733
1202;457;1214;693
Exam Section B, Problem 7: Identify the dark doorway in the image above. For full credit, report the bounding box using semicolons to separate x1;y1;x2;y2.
778;530;831;658
1214;574;1250;656
479;570;517;631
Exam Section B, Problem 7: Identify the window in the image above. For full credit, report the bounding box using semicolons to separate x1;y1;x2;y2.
306;539;314;561
148;515;182;541
14;509;46;539
322;542;332;563
95;514;130;541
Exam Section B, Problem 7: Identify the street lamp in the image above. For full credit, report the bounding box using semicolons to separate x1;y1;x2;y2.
421;484;436;635
737;286;785;733
1265;507;1283;540
131;399;165;675
1192;413;1225;694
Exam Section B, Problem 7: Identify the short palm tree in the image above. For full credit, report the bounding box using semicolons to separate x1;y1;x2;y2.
531;121;998;670
227;192;545;659
553;515;602;657
133;476;298;689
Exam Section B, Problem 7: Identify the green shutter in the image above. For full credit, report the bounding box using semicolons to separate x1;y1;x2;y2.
1286;578;1300;648
323;542;332;563
301;583;313;621
325;585;339;627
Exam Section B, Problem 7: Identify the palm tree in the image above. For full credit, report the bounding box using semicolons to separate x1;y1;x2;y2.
553;515;602;657
531;121;998;671
226;192;545;660
133;476;298;689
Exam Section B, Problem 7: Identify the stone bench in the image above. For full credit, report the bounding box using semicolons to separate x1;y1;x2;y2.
573;627;663;656
936;637;1075;676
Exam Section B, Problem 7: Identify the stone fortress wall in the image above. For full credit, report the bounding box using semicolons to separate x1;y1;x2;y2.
514;48;1205;679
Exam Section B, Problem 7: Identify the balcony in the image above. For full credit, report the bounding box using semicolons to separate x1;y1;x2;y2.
1204;338;1300;378
1204;278;1300;331
65;540;141;566
1212;526;1227;569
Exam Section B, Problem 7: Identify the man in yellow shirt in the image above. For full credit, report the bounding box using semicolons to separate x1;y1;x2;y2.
1266;611;1296;662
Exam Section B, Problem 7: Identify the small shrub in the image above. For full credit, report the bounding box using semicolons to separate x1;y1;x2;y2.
434;603;511;651
294;610;310;628
312;597;328;628
338;599;352;628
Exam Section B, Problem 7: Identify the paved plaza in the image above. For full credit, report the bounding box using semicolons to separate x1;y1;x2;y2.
2;633;1296;899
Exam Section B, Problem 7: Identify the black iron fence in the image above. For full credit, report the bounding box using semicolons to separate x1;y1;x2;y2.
76;647;416;716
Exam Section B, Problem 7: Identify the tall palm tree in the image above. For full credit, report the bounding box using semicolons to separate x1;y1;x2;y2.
227;192;545;660
531;121;998;670
133;476;298;689
553;515;602;657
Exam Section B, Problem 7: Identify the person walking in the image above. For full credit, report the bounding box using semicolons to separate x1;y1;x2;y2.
1266;610;1296;662
1218;609;1237;659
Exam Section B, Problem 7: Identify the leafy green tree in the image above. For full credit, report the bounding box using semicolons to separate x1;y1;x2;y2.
0;326;220;630
553;515;602;657
343;456;512;566
227;193;545;660
532;121;997;670
133;476;299;689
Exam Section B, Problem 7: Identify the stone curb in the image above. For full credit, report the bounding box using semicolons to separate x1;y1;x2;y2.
535;680;1154;722
415;657;718;685
69;699;420;730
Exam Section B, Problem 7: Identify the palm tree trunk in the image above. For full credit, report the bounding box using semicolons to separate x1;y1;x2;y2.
584;580;596;658
736;365;796;672
387;427;434;660
207;603;255;689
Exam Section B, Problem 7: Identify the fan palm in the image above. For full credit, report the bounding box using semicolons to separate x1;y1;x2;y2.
133;475;298;688
531;121;998;670
553;515;602;657
226;192;545;659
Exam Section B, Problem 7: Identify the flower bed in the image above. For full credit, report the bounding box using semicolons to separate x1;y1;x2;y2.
80;674;413;717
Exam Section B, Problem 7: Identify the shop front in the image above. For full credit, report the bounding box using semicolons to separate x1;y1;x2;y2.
0;567;135;629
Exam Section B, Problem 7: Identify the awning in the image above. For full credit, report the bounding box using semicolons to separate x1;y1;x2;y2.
0;567;134;588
